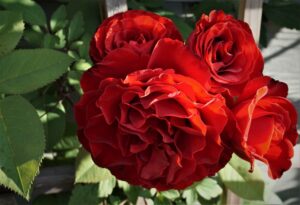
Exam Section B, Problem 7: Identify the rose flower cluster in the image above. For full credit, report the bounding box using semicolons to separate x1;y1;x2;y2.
74;10;298;190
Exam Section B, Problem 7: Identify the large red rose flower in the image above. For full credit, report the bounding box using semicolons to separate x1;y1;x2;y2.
81;38;211;92
75;68;232;190
229;77;298;178
89;10;182;64
187;10;263;97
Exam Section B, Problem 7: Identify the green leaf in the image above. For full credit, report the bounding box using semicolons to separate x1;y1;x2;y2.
32;192;71;205
140;0;163;8
66;0;100;34
160;190;180;201
42;33;59;49
154;194;172;205
68;12;85;43
219;154;265;200
264;1;300;30
195;178;222;200
156;11;192;40
182;188;198;205
50;5;68;33
0;0;47;26
0;49;74;94
0;11;24;57
192;0;236;19
54;29;67;49
23;29;43;48
118;180;152;203
39;99;66;150
68;184;100;205
0;95;45;199
98;176;116;198
53;135;80;151
75;149;114;184
128;0;146;10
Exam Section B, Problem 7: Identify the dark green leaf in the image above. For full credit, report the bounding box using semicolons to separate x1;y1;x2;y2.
264;1;300;29
68;12;85;43
128;0;146;10
219;154;265;200
32;192;71;205
0;0;47;26
140;0;163;8
0;11;24;57
67;0;101;34
156;11;192;40
23;29;44;48
0;49;73;94
0;95;45;199
193;0;236;19
68;184;100;205
42;33;59;49
50;5;68;33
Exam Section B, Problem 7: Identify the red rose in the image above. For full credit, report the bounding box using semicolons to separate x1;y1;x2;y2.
89;10;182;64
81;38;211;92
75;68;232;190
229;77;298;178
187;10;263;97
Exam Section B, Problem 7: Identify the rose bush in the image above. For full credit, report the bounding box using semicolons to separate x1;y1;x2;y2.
74;9;298;191
187;10;263;98
75;68;232;190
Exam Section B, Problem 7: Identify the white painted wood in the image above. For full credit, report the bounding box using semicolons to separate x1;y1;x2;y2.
239;0;263;43
102;0;128;18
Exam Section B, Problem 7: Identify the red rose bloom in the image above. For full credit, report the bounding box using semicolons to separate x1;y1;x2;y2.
230;77;298;178
187;10;263;97
89;10;182;64
81;38;211;92
75;69;232;190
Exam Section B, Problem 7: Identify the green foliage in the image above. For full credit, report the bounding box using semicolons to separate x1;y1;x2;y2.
192;0;236;18
264;0;300;30
68;184;100;205
156;10;193;40
219;154;265;201
75;149;114;184
50;5;68;33
160;190;180;201
66;0;101;34
0;95;45;199
181;178;223;205
68;12;85;43
195;178;223;200
0;11;24;57
0;0;47;26
35;97;66;150
0;49;73;94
